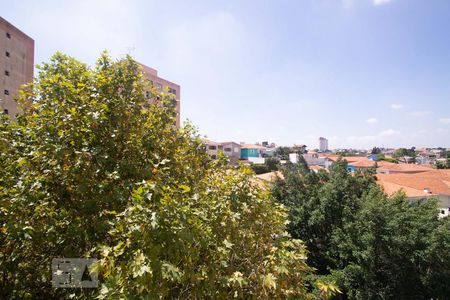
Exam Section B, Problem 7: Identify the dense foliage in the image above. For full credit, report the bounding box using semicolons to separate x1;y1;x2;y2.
393;147;417;162
251;157;280;174
0;53;338;299
274;146;292;160
434;160;450;169
376;153;399;163
272;157;450;299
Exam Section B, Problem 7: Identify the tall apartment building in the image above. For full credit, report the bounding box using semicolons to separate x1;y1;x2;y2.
0;17;34;117
319;137;328;152
140;64;180;127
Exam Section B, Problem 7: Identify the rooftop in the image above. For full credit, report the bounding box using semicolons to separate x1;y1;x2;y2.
377;170;450;197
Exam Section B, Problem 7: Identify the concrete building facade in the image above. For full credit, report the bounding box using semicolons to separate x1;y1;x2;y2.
203;140;241;164
0;17;34;118
220;141;241;163
319;137;328;152
140;64;180;127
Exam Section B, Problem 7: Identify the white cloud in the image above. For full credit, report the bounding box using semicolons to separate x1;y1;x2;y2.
411;129;427;138
390;103;404;110
379;128;400;137
336;129;400;148
164;12;246;80
21;0;143;65
439;118;450;124
436;128;449;134
409;110;431;117
366;117;378;124
341;0;355;10
373;0;393;6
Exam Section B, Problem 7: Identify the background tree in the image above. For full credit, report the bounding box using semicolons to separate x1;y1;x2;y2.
250;157;280;175
251;164;270;175
273;146;293;160
272;158;376;273
264;157;280;171
333;191;450;299
371;147;381;154
393;147;417;162
0;53;335;299
376;153;399;164
272;158;450;299
434;160;450;169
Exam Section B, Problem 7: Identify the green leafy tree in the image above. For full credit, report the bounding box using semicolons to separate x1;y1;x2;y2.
272;158;450;299
434;160;449;169
0;53;334;299
393;147;417;162
251;164;270;175
371;147;381;154
272;159;376;273
265;157;280;171
274;146;292;160
333;191;450;299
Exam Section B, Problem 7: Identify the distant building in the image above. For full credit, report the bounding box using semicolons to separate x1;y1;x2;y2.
203;140;241;164
319;137;328;152
377;170;450;218
140;64;180;127
367;154;379;161
324;155;434;174
294;144;307;154
301;152;333;168
204;140;220;159
240;144;266;159
0;17;34;118
220;141;241;164
289;153;299;164
240;144;267;164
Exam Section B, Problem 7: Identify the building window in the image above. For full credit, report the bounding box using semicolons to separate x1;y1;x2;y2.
5;70;9;76
156;83;163;90
6;32;11;39
4;90;9;95
169;88;177;95
224;147;232;152
3;109;8;115
208;145;217;150
5;51;10;57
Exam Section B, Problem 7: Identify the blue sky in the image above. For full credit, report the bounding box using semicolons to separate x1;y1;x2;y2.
2;0;450;149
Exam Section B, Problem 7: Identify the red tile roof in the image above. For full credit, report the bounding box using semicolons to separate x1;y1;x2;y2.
377;170;450;197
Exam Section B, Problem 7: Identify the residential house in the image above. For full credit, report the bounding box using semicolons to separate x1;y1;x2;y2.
220;141;241;164
204;140;220;159
203;140;242;164
377;170;450;218
240;144;267;163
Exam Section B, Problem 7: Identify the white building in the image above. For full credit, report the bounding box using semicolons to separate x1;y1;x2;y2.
204;140;220;159
289;153;299;163
319;137;328;152
302;153;333;168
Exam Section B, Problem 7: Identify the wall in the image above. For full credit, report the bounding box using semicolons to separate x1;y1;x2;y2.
241;148;260;159
140;64;181;127
0;17;34;118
